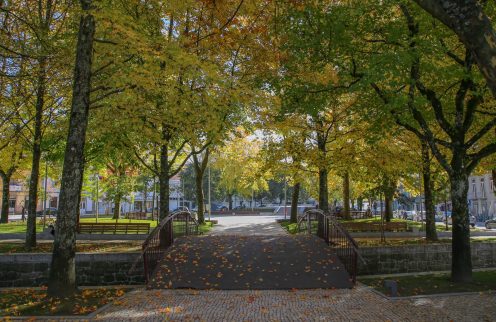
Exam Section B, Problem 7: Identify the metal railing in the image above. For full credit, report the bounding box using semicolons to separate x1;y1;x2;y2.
140;210;200;283
297;209;360;283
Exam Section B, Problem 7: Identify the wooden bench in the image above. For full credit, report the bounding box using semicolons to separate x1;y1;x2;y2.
125;212;147;220
341;221;409;232
77;222;150;234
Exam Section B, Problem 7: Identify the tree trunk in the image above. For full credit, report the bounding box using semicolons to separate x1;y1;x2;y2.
112;193;121;219
193;149;209;224
450;171;472;282
492;169;496;195
343;171;351;220
0;171;11;223
357;197;363;211
152;176;156;220
228;193;233;210
48;1;95;298
159;142;170;220
413;0;496;97
317;130;329;212
384;178;395;222
195;170;205;223
290;182;300;224
26;58;46;250
143;178;148;214
422;141;438;241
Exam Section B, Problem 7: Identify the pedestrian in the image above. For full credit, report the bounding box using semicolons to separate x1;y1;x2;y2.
21;205;26;222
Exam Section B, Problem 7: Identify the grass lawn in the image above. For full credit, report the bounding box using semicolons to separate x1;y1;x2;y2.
0;221;45;234
355;237;496;247
278;220;300;234
360;270;496;297
0;217;214;235
0;287;128;316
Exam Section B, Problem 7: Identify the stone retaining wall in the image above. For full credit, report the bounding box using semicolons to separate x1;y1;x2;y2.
1;243;495;287
358;242;496;275
0;252;144;288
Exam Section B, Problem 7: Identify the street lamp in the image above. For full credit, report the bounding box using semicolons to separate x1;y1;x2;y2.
208;165;211;222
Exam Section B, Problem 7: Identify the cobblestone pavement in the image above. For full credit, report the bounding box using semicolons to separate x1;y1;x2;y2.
95;285;496;321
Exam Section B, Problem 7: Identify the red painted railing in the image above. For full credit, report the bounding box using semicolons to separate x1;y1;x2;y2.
297;209;360;283
140;210;199;283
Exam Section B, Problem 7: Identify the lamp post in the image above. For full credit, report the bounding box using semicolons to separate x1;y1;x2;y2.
95;173;99;223
284;179;287;220
208;165;211;221
43;160;48;228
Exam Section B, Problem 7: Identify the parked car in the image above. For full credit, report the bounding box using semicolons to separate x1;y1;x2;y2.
485;218;496;229
210;203;228;212
444;213;476;227
36;207;58;217
172;206;189;212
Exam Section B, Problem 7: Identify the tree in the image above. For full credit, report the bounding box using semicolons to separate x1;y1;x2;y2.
364;2;496;281
411;0;496;97
0;0;73;249
0;144;24;223
48;0;95;298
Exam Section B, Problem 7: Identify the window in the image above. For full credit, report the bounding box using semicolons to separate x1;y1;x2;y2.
472;182;477;197
50;197;58;208
481;181;486;198
491;179;494;192
8;199;15;209
81;200;86;210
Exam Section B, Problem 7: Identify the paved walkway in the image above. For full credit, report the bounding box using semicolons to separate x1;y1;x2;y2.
208;215;287;236
149;235;353;290
95;285;496;321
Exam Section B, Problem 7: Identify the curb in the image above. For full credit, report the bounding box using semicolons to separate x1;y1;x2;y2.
358;282;496;301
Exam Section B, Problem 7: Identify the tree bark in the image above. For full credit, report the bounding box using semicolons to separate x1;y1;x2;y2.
152;176;156;220
450;170;472;282
290;182;300;224
26;58;46;250
48;1;95;298
112;193;121;219
193;149;209;224
228;193;233;210
159;142;170;220
412;0;496;97
195;171;205;223
317;132;329;212
343;171;351;220
143;177;148;214
0;170;12;223
422;141;438;241
383;178;395;222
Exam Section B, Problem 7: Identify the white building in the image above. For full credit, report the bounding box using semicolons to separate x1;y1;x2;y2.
79;175;187;214
468;173;496;221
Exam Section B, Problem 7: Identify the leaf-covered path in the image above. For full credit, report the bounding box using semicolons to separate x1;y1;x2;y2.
149;215;352;290
148;234;353;290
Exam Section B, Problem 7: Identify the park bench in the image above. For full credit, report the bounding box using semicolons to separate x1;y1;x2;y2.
341;221;409;232
77;222;150;234
125;212;147;220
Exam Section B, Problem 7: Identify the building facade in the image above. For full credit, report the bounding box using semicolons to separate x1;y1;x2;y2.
468;173;496;221
2;175;186;215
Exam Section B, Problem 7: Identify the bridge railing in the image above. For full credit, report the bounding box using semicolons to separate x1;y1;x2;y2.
297;209;360;283
140;210;200;283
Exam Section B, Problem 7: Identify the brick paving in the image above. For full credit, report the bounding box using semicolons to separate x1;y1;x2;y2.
94;285;496;321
